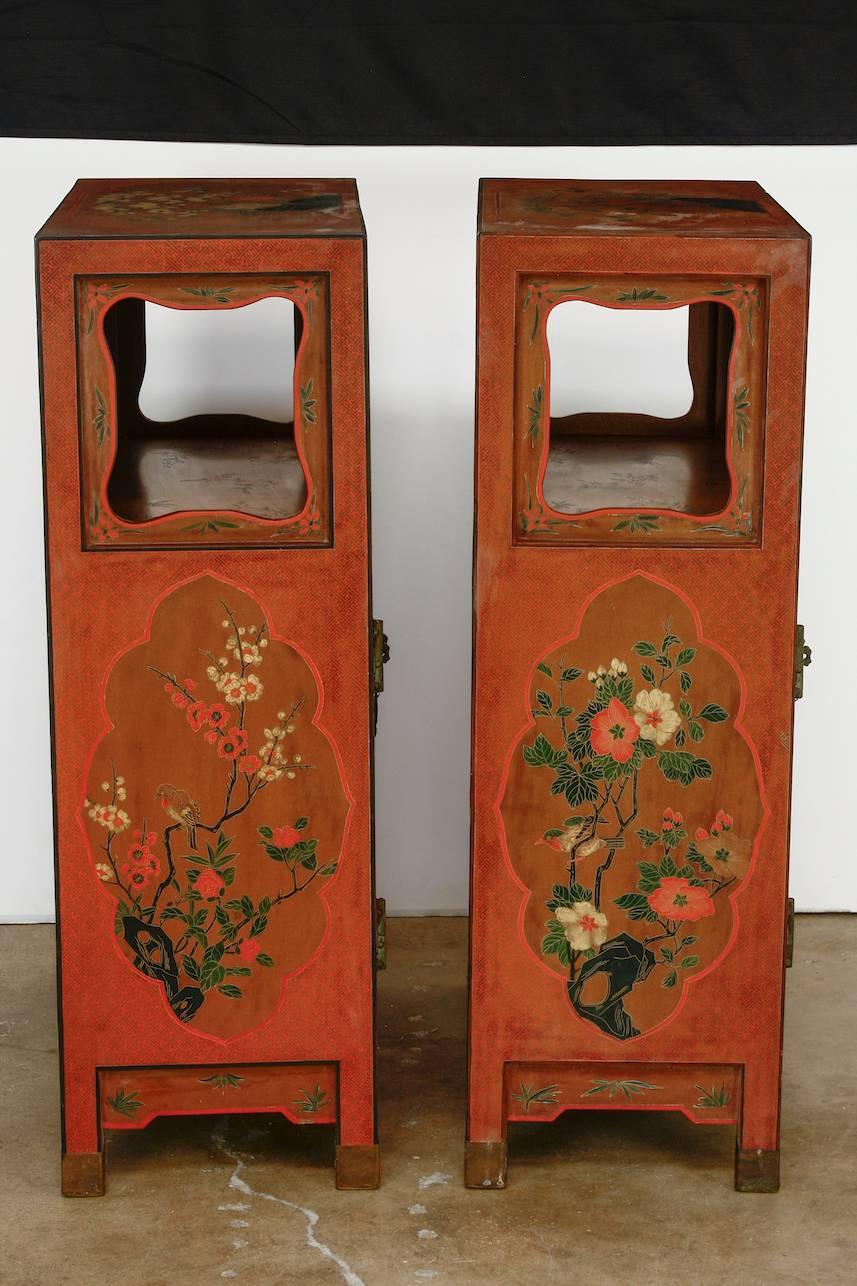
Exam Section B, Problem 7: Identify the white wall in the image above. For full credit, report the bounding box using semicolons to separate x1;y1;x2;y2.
1;139;854;919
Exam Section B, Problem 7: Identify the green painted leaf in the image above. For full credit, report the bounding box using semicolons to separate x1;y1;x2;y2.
614;892;649;911
523;733;558;767
633;859;658;889
676;647;696;666
698;703;728;723
633;641;657;657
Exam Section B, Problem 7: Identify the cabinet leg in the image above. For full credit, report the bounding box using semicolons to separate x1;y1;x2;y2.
335;1059;378;1189
464;1139;508;1189
466;1052;508;1187
735;1145;780;1193
735;1059;781;1192
62;1151;105;1197
335;1145;380;1190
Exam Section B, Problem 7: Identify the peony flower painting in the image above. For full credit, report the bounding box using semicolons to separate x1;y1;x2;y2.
501;575;765;1040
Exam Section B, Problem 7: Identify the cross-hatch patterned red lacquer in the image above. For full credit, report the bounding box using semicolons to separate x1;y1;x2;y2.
468;178;809;1190
37;178;376;1192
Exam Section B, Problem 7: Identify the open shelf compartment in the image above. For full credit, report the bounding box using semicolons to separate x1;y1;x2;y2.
513;275;765;545
76;274;331;548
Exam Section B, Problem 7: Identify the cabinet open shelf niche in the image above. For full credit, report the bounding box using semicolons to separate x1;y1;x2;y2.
541;300;735;518
103;296;307;525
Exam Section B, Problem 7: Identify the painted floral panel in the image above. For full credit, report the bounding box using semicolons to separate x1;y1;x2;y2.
498;574;766;1041
81;575;350;1041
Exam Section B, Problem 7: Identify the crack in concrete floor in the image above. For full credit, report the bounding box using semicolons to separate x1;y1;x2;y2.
0;916;855;1284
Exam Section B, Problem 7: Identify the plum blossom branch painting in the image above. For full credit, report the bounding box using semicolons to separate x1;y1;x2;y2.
499;575;764;1041
81;576;349;1041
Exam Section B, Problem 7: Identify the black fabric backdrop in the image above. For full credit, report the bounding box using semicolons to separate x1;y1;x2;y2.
1;2;855;146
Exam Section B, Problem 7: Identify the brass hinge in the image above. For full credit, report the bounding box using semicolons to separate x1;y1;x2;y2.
794;624;811;700
372;619;390;734
785;897;795;968
375;897;387;971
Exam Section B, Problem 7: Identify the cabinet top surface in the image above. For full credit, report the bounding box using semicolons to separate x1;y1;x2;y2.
479;178;808;239
37;178;364;240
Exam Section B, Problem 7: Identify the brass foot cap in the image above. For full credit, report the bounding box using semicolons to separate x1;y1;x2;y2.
62;1152;105;1197
735;1146;780;1193
335;1144;380;1190
465;1140;508;1189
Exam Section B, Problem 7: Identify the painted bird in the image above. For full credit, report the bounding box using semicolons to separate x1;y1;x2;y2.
154;784;201;850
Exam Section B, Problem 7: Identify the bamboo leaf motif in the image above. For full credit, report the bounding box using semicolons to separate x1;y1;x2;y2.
527;385;543;446
179;285;236;303
733;385;751;448
616;287;669;302
512;1082;562;1112
693;1083;730;1108
200;1073;245;1089
613;514;661;534
107;1087;143;1118
294;1083;329;1113
93;386;109;446
300;378;317;427
581;1078;661;1100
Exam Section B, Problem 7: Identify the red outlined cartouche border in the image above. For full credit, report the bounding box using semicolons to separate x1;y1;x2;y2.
492;569;771;1042
76;569;355;1047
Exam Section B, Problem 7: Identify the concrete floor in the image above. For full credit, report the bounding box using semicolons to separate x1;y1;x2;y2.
0;915;855;1285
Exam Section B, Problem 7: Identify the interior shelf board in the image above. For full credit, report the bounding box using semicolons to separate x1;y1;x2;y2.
542;431;731;517
107;431;306;524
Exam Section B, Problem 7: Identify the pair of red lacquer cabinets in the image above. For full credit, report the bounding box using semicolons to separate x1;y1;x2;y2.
36;178;810;1196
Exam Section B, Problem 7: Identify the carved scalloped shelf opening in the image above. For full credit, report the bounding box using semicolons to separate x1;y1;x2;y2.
103;296;307;523
543;301;735;517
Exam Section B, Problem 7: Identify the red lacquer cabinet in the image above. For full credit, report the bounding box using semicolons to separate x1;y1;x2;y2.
36;180;380;1194
467;179;810;1191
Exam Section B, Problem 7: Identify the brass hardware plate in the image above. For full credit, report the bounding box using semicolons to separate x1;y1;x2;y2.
794;624;811;699
785;897;795;968
371;619;389;734
375;896;387;970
